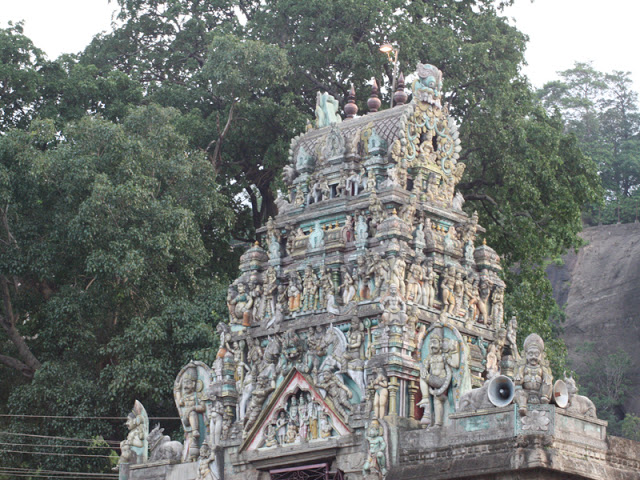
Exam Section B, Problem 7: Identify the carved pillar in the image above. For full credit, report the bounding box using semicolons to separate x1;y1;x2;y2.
331;267;341;296
388;376;399;416
408;381;419;420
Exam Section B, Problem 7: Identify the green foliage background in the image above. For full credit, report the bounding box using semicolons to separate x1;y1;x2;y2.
1;0;630;473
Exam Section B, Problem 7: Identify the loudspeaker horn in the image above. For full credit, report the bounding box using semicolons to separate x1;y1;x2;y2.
552;379;569;408
487;375;515;407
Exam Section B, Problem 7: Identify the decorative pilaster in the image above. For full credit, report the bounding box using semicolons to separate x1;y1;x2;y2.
388;377;399;416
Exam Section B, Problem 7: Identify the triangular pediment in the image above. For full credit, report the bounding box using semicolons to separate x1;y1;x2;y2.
241;369;352;452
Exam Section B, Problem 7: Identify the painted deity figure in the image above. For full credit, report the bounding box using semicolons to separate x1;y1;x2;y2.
342;215;355;243
362;420;387;479
244;376;275;434
298;395;310;441
371;369;389;419
418;333;460;427
302;265;319;311
263;267;278;323
491;286;505;327
266;217;281;260
440;267;456;314
196;442;220;480
319;413;333;438
513;333;553;416
476;279;491;324
318;267;334;310
317;371;353;420
287;271;302;312
118;400;149;468
380;284;407;327
406;263;423;304
421;263;436;308
369;253;389;298
342;317;365;387
229;282;253;327
346;169;362;196
340;266;357;306
388;252;407;298
175;366;207;461
307;393;319;440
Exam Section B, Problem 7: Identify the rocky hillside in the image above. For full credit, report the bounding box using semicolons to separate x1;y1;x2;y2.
548;222;640;415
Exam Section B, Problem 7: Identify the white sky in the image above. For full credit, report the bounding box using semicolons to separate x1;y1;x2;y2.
1;0;639;91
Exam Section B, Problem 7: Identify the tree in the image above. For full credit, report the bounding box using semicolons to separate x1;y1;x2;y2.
0;22;46;130
0;105;234;472
574;343;633;437
539;62;640;224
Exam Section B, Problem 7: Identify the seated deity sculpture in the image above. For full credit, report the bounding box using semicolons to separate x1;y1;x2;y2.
380;284;407;327
513;333;553;416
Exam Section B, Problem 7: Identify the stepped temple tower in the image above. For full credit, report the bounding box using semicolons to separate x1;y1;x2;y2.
118;64;640;480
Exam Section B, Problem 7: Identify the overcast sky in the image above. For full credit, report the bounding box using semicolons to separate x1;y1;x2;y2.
2;0;639;91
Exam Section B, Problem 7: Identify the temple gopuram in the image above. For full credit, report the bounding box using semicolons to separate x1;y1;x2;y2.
116;64;640;480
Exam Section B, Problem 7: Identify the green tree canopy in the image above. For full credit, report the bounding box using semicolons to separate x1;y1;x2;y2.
0;104;233;472
539;62;640;224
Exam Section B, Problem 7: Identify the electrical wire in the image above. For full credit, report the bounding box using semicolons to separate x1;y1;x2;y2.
0;448;114;458
0;441;119;450
0;431;120;445
0;473;116;479
0;467;117;478
0;414;178;420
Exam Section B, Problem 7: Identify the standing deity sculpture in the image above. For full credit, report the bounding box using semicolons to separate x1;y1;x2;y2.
346;169;362;196
513;334;553;416
368;192;384;236
369;253;389;298
421;262;436;308
453;272;465;313
318;266;335;310
337;170;348;197
370;369;389;419
362;419;387;480
302;265;319;311
440;267;456;314
117;400;149;473
406;263;423;304
287;271;302;313
340;266;357;306
388;252;407;298
418;331;460;427
263;267;278;324
266;217;281;261
491;286;504;327
308;222;325;249
355;213;369;249
476;279;491;324
342;215;355;243
174;363;210;461
196;442;220;480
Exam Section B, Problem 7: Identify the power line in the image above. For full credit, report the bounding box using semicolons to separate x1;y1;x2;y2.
0;414;179;420
0;467;117;478
0;431;120;445
0;474;116;479
0;448;114;458
0;441;119;450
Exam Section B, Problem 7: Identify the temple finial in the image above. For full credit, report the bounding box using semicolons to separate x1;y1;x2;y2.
344;83;358;119
393;71;408;106
367;78;382;113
